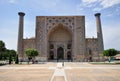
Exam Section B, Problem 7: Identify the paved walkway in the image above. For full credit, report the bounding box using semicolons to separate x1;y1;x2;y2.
50;63;67;81
0;62;120;81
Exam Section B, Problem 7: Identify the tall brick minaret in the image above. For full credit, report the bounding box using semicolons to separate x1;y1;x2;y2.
95;13;104;54
17;12;25;60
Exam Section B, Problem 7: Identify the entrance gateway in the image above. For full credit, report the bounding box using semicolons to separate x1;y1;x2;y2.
48;24;72;60
57;47;64;60
17;12;104;62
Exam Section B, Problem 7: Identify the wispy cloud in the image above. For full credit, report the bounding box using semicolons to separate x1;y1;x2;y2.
82;0;99;6
78;0;120;12
101;0;120;8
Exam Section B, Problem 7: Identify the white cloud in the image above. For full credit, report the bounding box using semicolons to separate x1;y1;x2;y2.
101;0;120;8
82;0;98;4
79;0;120;12
81;0;100;8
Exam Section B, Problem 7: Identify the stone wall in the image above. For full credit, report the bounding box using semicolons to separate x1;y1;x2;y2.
73;16;86;61
86;38;100;61
23;38;35;59
36;16;47;60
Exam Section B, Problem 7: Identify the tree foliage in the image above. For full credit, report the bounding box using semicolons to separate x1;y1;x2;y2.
0;40;17;64
103;49;118;57
103;48;118;62
0;41;6;60
26;49;38;57
15;54;19;64
0;40;6;51
8;50;16;57
25;49;39;64
9;53;12;64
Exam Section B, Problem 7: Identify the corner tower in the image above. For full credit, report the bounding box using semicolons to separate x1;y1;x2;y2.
17;12;25;60
95;13;104;54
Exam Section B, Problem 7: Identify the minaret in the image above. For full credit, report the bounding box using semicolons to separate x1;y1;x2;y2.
17;12;25;60
95;13;104;54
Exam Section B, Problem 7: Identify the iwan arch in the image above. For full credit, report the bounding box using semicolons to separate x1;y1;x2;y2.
17;12;104;62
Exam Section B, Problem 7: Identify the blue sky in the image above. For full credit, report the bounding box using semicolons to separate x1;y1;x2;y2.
0;0;120;51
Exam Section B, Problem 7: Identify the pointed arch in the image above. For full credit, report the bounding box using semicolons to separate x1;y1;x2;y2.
47;23;72;39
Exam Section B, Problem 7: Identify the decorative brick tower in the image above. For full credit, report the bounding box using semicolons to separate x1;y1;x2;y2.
95;13;104;55
17;12;25;60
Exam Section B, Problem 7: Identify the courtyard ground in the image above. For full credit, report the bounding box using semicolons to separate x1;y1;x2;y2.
0;62;120;81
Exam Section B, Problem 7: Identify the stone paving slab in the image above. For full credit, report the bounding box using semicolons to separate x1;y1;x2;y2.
50;63;67;81
0;69;54;81
65;68;120;81
53;76;65;81
64;62;120;67
0;62;120;81
3;62;57;67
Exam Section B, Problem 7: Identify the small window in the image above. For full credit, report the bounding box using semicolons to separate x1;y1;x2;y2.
50;51;54;60
50;44;54;49
67;51;71;60
62;20;65;22
69;19;71;22
49;20;52;23
89;50;92;55
67;44;71;49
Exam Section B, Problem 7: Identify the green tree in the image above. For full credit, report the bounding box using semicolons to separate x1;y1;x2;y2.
103;48;118;62
25;49;39;64
9;50;16;60
0;40;6;51
0;41;16;64
0;41;6;60
2;51;9;60
9;54;12;64
15;54;19;64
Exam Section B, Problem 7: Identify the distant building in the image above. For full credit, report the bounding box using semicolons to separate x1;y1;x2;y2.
17;12;104;62
114;54;120;59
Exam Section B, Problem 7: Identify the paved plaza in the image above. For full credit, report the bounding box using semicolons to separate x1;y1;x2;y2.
0;62;120;81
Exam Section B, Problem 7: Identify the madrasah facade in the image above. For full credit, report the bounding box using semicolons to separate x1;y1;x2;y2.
17;12;104;62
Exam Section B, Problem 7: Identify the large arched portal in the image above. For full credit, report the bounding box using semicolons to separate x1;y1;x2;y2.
48;24;72;60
